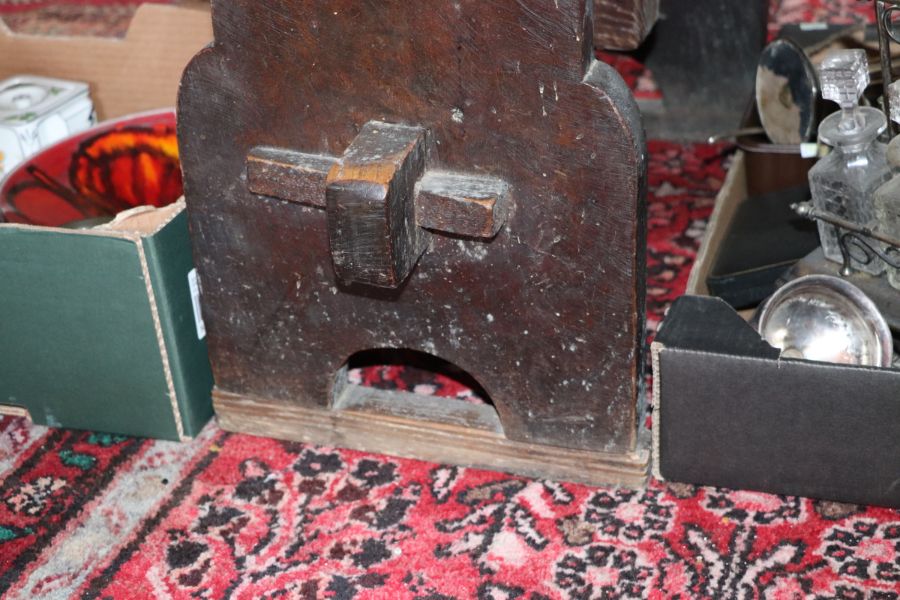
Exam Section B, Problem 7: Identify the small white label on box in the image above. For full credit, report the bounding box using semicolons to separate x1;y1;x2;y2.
188;268;206;340
799;22;828;31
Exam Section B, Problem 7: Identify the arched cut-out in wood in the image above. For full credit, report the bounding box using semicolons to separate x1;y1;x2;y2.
331;348;502;435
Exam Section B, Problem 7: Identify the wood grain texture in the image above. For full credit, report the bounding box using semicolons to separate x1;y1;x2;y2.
215;389;650;488
326;122;429;288
248;127;511;269
593;0;659;50
247;147;335;207
416;171;510;239
178;0;647;458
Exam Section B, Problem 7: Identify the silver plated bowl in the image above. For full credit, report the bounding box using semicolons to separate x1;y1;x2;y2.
757;275;894;367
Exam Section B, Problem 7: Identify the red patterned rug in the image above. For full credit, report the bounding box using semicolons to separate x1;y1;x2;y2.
1;1;899;599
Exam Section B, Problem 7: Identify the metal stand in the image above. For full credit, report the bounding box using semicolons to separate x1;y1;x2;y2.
793;201;900;276
876;1;900;135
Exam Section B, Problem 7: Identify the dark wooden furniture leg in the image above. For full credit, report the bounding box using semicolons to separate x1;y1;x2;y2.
179;0;650;487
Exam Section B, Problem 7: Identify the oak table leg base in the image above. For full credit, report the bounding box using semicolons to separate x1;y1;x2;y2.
214;388;650;489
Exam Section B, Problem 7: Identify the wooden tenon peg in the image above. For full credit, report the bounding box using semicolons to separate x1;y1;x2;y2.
246;121;510;289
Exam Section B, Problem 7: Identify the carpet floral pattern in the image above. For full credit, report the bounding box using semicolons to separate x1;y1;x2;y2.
2;416;900;598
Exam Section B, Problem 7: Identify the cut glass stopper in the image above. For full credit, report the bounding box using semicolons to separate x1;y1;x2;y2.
819;50;869;110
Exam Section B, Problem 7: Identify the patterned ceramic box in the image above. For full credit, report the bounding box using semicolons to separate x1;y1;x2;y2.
0;75;95;178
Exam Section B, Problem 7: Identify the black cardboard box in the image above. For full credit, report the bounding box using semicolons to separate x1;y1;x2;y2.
652;295;900;508
653;151;900;508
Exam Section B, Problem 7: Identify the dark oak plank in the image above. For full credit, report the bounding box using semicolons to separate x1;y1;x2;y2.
326;122;429;288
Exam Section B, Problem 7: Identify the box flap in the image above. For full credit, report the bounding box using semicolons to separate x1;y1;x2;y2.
0;226;183;440
0;4;212;119
139;204;214;438
655;295;780;359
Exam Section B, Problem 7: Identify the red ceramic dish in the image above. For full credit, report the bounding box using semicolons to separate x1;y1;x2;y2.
0;109;181;227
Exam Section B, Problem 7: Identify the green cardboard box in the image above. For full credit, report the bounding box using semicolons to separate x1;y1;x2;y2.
0;201;213;440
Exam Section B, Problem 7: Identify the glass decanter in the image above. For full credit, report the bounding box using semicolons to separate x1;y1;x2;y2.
873;80;900;289
809;50;890;276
